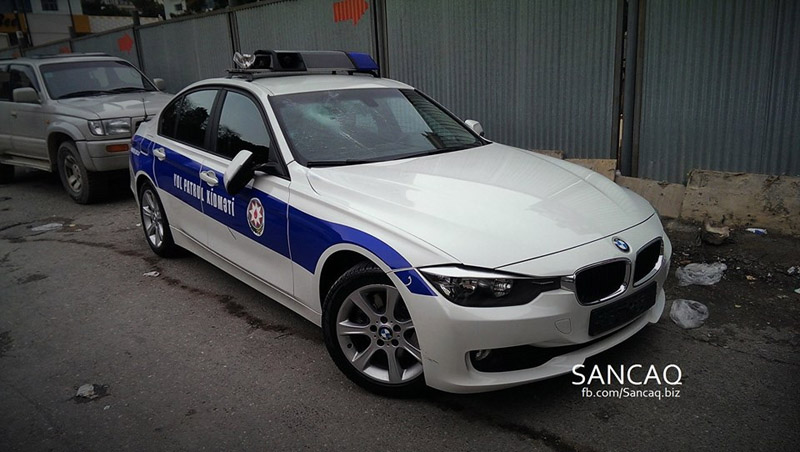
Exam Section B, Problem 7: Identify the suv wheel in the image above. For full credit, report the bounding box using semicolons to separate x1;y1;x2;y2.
138;181;178;257
0;163;13;184
57;141;104;204
322;263;425;396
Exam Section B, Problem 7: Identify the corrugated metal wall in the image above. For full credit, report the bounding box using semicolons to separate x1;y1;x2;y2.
235;0;372;54
4;0;796;182
72;29;141;68
20;40;71;57
636;0;800;182
138;13;233;93
0;47;21;59
385;0;620;158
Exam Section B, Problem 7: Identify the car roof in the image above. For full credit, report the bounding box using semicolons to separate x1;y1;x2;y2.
197;74;414;96
5;54;127;67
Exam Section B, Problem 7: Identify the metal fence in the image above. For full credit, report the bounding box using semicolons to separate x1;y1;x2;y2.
138;12;234;93
71;28;141;67
635;0;800;182
3;0;798;183
235;0;372;55
386;0;621;159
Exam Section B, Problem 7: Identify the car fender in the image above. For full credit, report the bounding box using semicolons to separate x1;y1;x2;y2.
46;121;86;167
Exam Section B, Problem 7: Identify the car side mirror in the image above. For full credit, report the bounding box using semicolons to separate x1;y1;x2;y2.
153;78;166;91
13;87;40;104
224;150;257;195
465;119;484;137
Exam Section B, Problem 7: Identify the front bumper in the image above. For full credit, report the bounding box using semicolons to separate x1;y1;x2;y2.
389;214;671;394
75;138;131;172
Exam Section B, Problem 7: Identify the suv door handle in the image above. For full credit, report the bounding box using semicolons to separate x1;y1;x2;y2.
9;111;17;118
200;170;218;187
152;147;166;161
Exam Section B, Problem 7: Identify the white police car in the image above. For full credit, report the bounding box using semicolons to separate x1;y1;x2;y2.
130;50;671;395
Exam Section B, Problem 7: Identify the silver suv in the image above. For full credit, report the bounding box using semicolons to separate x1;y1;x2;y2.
0;53;171;203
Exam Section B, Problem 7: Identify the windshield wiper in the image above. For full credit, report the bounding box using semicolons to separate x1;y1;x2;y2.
57;90;114;99
306;159;381;168
107;87;150;93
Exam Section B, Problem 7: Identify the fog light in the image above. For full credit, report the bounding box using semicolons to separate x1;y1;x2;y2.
473;349;491;361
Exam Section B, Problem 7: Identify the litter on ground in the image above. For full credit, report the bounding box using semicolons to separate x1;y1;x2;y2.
675;262;727;286
670;299;710;329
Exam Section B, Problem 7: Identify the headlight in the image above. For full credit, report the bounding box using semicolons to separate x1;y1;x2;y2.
88;118;132;136
420;267;560;307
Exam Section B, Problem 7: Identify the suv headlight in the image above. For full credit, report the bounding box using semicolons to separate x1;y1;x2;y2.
420;267;560;307
88;118;131;136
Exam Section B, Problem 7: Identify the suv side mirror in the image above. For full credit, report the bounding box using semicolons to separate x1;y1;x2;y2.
465;119;484;137
13;87;40;104
224;150;257;195
153;78;166;91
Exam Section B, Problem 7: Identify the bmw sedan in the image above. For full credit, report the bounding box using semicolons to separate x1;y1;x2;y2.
130;50;671;395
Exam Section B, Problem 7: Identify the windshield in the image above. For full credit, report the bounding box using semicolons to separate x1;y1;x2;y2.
270;88;484;166
40;60;157;100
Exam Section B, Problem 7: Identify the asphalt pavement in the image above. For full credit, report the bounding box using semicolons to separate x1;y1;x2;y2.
1;168;798;451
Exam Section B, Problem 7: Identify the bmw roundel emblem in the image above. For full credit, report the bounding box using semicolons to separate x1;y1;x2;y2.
612;237;630;253
378;326;393;341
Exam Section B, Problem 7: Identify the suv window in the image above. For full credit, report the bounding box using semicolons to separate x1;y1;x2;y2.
174;90;217;149
215;91;271;161
9;65;40;94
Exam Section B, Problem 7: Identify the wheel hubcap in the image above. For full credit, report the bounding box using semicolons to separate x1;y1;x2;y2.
63;154;82;192
336;284;422;385
141;189;164;248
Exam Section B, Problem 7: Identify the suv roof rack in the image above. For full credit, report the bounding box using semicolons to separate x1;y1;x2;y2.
26;52;111;59
226;50;379;81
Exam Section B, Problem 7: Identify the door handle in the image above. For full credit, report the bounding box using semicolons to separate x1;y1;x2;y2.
200;170;218;187
10;111;17;118
152;147;166;161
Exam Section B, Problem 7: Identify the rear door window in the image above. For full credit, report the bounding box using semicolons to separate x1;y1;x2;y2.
172;89;218;149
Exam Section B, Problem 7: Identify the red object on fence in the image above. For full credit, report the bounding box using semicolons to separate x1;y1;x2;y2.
333;0;368;26
117;33;134;53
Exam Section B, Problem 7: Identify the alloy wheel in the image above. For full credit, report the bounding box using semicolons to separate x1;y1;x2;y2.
335;284;423;384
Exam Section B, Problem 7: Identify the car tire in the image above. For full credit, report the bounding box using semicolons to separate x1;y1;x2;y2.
138;181;178;257
57;141;104;204
0;163;13;184
322;262;426;397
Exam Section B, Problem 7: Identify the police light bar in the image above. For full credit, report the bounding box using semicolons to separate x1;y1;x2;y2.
229;50;379;78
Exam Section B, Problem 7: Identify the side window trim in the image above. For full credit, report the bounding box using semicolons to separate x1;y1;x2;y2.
208;87;290;181
0;65;10;102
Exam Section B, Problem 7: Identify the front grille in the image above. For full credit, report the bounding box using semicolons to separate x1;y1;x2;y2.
634;239;662;283
575;260;627;304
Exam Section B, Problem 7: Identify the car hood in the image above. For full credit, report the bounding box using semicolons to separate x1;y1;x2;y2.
55;92;173;119
306;143;655;268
